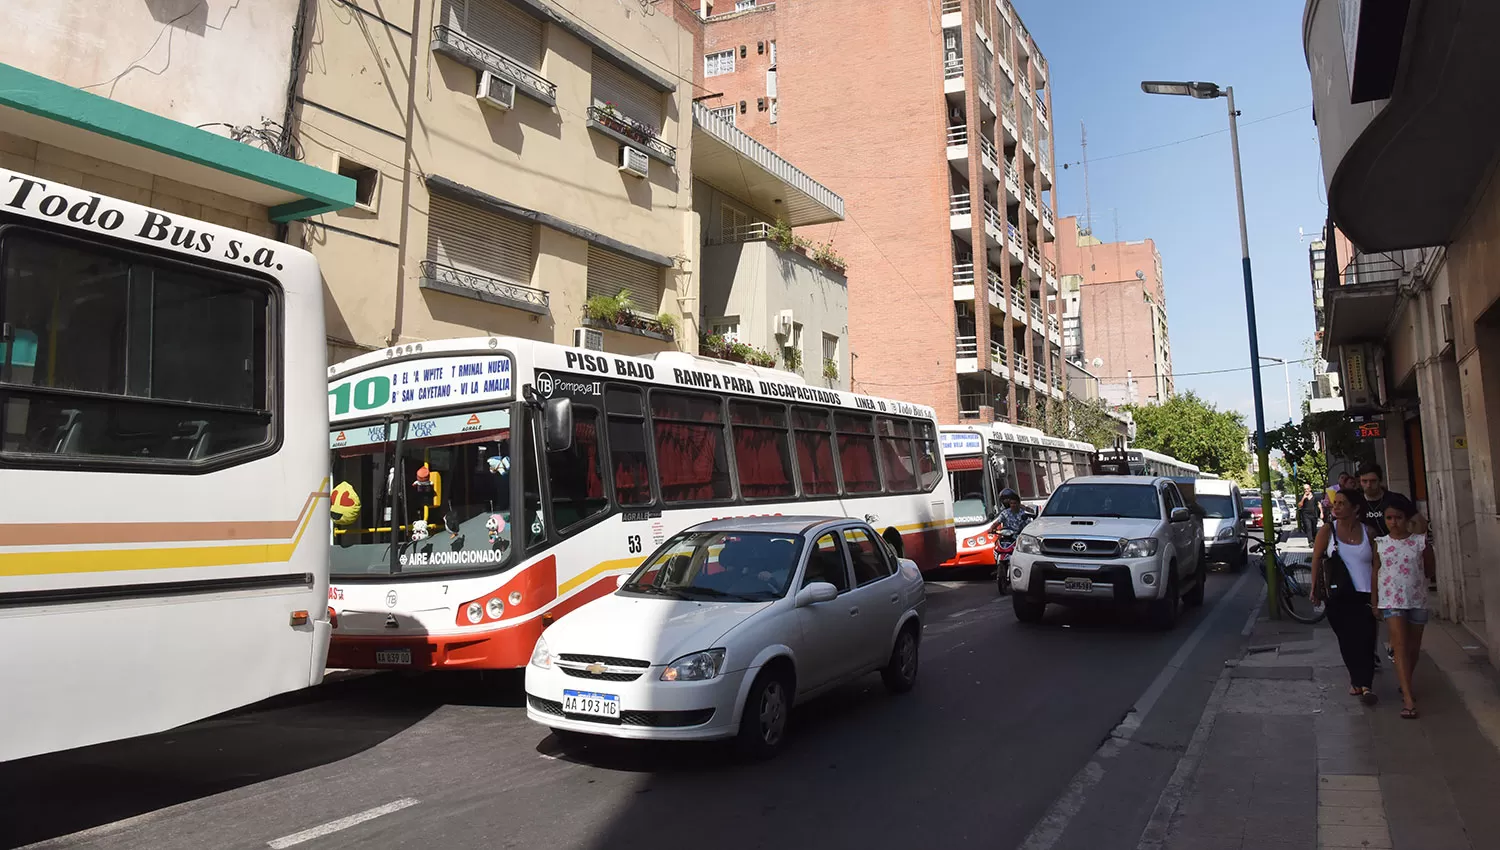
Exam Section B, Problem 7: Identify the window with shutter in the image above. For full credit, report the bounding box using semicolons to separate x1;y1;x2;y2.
586;245;664;312
720;203;750;241
426;195;537;287
592;57;663;130
441;0;543;69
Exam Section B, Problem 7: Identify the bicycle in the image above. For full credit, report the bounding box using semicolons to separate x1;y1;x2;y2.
1241;535;1326;624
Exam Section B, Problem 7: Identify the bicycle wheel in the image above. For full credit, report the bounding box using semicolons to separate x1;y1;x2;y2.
1279;561;1326;624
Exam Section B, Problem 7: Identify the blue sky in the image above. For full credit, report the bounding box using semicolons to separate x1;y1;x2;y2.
1014;0;1323;428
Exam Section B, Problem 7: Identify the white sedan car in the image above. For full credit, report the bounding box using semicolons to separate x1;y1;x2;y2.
525;516;926;758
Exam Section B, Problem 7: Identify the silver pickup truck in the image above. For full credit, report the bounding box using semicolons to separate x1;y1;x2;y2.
1006;475;1206;629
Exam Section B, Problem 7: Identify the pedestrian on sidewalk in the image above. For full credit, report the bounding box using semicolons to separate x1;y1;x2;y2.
1296;482;1322;541
1310;487;1378;704
1370;495;1435;719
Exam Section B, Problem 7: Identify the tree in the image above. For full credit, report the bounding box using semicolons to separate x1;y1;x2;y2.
1127;392;1250;478
1265;421;1328;490
1023;394;1125;450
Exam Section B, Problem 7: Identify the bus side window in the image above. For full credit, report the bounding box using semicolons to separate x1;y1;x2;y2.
546;406;609;532
523;418;546;547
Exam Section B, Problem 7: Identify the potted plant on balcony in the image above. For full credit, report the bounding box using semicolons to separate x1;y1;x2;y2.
595;101;657;146
584;292;676;341
823;357;839;381
781;347;803;374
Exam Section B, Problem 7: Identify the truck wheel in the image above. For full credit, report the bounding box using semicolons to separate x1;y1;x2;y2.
1185;558;1206;608
1151;567;1180;629
1012;594;1045;623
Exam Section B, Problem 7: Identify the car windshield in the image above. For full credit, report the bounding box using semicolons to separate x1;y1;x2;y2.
622;531;803;602
1198;494;1234;518
1243;495;1262;509
1041;483;1161;520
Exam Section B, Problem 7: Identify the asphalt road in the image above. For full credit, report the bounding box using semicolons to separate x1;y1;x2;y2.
2;567;1265;850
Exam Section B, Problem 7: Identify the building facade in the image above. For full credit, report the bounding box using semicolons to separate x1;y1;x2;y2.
1056;215;1174;405
685;0;1065;423
1304;0;1500;667
1306;230;1346;417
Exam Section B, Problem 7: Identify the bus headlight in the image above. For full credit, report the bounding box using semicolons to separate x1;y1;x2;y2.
509;591;523;606
465;602;484;624
485;598;504;619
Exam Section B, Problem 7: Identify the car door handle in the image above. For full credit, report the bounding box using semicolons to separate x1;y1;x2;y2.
890;593;900;604
849;607;860;616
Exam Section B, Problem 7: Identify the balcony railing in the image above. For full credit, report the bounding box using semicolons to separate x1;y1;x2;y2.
419;260;550;314
987;268;1005;300
946;124;967;146
956;335;978;358
953;261;976;285
708;221;774;245
1027;243;1041;263
1006;221;1021;244
1005;163;1019;186
1011;288;1026;312
984;201;1003;232
991;339;1008;365
959;392;985;418
945;57;964;80
1015;353;1031;374
1036;100;1048;124
1341;252;1404;287
1043;255;1056;276
588;105;676;163
1024;183;1037;205
950;193;972;216
1030;302;1044;324
979;134;999;165
1048;315;1059;336
431;26;557;104
1041;205;1055;228
941;0;960;12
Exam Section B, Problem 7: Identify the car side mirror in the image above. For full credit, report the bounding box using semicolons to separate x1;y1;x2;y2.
795;581;838;607
1239;508;1252;520
543;397;573;452
1170;507;1191;523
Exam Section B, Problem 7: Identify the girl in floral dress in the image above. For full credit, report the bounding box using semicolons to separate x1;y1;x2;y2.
1369;495;1435;718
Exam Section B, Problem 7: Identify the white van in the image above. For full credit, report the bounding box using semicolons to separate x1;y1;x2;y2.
1196;479;1248;570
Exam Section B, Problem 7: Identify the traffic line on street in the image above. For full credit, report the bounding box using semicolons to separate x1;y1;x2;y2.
1134;666;1233;849
1017;570;1254;850
266;798;419;849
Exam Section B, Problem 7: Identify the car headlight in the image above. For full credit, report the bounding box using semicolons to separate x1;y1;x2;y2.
1121;537;1159;558
1016;534;1041;554
1216;525;1235;540
530;636;553;669
660;649;726;682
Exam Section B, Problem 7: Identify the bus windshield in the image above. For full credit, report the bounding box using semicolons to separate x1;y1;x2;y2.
330;407;517;577
948;465;993;525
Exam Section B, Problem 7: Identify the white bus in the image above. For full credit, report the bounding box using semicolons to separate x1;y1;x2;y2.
1092;447;1201;478
938;423;1096;569
0;167;330;762
326;338;955;670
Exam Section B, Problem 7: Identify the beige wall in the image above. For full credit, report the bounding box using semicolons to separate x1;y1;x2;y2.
297;0;696;353
2;0;298;135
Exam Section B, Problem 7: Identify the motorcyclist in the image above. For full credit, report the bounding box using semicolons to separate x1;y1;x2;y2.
995;488;1031;534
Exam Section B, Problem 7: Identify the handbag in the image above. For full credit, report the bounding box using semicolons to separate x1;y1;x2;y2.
1323;534;1360;601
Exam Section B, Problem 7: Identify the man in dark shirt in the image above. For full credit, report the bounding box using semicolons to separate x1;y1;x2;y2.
1356;462;1427;537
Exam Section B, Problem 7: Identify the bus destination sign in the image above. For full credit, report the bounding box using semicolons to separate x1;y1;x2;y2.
329;355;513;420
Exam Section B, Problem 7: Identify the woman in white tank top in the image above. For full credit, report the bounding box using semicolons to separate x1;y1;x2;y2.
1311;489;1379;702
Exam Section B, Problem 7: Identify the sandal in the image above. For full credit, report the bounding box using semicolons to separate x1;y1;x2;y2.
1349;685;1363;696
1359;688;1379;706
1401;707;1419;719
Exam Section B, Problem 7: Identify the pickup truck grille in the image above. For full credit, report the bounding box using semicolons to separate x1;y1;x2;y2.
1040;537;1121;558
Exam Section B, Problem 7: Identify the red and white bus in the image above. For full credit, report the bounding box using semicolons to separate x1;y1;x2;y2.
326;337;955;670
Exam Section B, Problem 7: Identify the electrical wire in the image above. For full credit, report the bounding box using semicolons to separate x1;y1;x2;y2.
1058;103;1311;170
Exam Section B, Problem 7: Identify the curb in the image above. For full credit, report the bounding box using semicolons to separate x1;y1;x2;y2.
1424;620;1500;755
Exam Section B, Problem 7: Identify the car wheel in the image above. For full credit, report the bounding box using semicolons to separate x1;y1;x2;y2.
736;668;791;760
1151;565;1180;629
1012;593;1045;623
1231;542;1248;572
1185;558;1206;608
881;624;921;694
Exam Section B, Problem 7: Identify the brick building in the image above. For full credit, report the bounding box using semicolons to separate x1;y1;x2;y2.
1056;215;1174;405
678;0;1065;424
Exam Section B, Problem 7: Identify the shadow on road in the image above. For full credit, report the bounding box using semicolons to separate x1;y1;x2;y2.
0;672;455;849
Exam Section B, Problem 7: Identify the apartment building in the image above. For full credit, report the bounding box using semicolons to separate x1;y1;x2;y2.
298;0;697;362
1056;216;1174;405
0;2;351;238
1305;231;1345;416
686;0;1065;423
1304;0;1498;666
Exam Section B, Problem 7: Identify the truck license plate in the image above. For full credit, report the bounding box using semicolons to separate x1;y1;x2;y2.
1063;577;1093;592
563;690;620;719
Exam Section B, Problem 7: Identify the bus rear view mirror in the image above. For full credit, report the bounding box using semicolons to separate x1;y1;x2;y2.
544;397;573;452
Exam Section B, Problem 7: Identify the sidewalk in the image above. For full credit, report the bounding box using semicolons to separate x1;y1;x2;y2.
1140;588;1500;849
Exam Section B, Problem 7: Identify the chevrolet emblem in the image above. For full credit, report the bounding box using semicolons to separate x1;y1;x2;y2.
586;662;607;675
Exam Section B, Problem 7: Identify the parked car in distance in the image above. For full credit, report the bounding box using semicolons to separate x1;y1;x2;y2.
1243;493;1264;531
1006;476;1206;628
524;517;925;758
1196;478;1248;570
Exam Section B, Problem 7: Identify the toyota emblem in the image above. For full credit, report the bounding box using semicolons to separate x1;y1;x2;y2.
386;590;398;608
1071;541;1087;552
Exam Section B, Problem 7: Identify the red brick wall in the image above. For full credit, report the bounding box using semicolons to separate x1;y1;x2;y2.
701;6;779;147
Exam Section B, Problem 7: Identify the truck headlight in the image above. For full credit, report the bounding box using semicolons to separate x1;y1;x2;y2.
1121;537;1159;558
1016;534;1041;555
660;649;726;682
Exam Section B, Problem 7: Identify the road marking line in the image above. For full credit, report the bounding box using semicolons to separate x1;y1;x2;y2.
1017;570;1253;850
266;799;419;849
1134;667;1233;849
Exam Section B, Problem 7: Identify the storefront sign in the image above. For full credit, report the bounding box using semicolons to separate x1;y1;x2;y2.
1354;419;1385;440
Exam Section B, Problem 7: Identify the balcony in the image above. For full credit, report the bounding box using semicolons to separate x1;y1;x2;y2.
987;267;1006;310
1023;183;1039;221
978;134;1001;181
1006;221;1024;262
1323;251;1405;348
588;105;676;164
944;57;965;96
953;260;975;302
1010;286;1026;318
941;0;960;13
1036;99;1049;126
990;339;1010;374
959;392;985;419
1004;162;1020;200
1040;204;1056;237
983;200;1004;242
956;335;980;374
946;124;968;150
950;193;973;233
692;102;844;226
1032;362;1046;384
419;260;550;315
1043;256;1057;291
1014;352;1031;385
431;25;557;105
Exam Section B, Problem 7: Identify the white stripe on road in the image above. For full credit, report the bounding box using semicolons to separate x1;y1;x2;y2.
1135;667;1234;849
266;799;419;849
1017;569;1253;850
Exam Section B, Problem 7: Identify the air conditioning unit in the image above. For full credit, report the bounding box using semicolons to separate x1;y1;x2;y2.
775;309;794;337
572;327;604;351
619;146;650;178
476;71;515;111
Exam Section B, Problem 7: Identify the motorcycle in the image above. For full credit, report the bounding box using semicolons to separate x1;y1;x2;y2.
995;528;1019;594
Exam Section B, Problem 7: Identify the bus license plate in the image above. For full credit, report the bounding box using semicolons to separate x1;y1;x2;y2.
375;649;411;665
1063;577;1093;592
563;690;620;719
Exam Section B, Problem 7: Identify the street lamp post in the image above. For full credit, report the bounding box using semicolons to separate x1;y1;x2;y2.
1259;355;1294;425
1141;80;1280;619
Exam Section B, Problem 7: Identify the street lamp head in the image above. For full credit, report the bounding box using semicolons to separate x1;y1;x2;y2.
1140;80;1223;99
